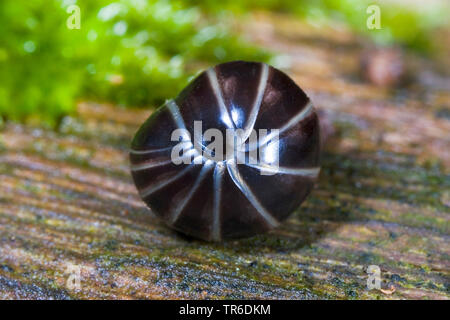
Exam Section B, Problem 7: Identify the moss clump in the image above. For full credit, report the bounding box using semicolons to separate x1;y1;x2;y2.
0;0;271;127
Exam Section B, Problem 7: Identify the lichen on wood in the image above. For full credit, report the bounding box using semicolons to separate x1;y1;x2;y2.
0;13;449;300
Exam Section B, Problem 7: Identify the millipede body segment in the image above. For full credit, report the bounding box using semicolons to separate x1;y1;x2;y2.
130;61;321;241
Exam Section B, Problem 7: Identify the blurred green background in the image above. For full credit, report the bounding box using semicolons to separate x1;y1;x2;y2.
0;0;448;127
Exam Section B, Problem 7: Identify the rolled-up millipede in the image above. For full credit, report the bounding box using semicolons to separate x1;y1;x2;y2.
130;61;321;241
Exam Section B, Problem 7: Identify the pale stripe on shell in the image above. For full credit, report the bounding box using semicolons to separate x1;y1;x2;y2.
134;62;318;238
167;99;189;132
168;160;215;225
241;63;269;142
138;155;203;198
131;148;198;172
207;68;235;129
246;101;314;152
130;142;191;156
226;159;279;228
211;162;225;241
245;162;320;178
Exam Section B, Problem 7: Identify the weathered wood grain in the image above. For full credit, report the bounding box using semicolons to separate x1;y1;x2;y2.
0;13;448;299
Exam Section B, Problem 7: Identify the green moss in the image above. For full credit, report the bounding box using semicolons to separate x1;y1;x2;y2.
193;0;448;51
0;0;272;127
2;0;448;127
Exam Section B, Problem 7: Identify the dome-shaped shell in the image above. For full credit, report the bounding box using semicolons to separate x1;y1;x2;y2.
130;61;320;241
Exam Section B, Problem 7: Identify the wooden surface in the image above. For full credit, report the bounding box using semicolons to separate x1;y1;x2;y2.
0;13;449;299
